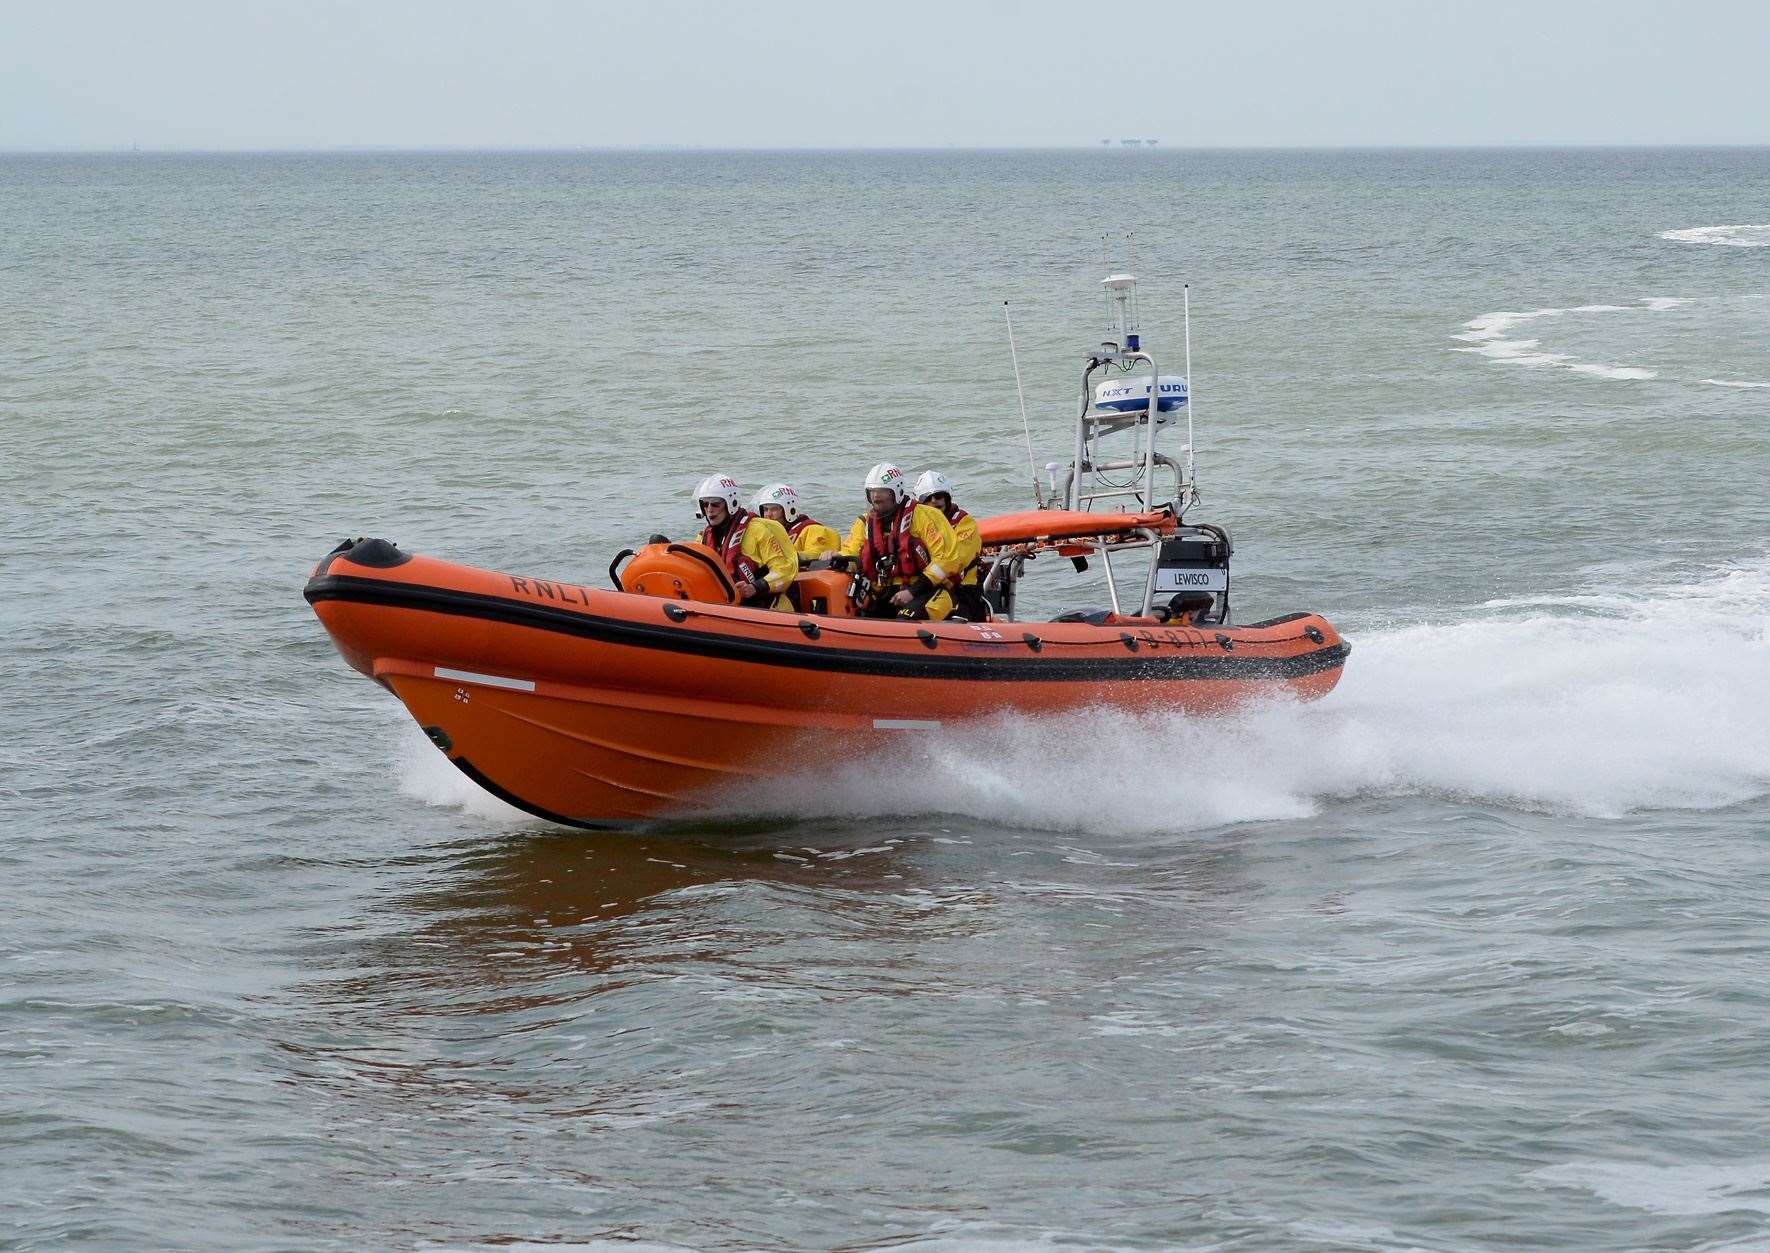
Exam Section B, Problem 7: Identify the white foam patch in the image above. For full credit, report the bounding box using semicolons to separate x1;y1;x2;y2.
428;1244;698;1253
874;1227;1125;1252
750;556;1770;833
1662;224;1770;247
395;724;530;822
1702;377;1770;389
1565;362;1658;381
1453;299;1688;381
1531;1160;1770;1216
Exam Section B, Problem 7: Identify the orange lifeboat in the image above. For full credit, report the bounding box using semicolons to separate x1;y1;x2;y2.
306;271;1351;828
305;530;1349;829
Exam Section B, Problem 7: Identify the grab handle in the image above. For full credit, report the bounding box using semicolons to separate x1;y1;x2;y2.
607;548;636;589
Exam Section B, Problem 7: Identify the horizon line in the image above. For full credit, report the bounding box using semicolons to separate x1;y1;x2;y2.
6;141;1770;157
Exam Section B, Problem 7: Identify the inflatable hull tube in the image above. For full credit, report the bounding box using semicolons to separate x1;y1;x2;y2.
306;540;1349;829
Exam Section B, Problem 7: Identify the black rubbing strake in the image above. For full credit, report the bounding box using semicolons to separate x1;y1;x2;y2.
305;574;1350;684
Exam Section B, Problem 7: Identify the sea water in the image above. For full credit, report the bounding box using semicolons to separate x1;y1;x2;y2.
4;148;1770;1249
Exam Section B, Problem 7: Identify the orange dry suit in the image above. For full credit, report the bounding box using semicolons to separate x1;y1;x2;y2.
785;514;843;560
700;509;799;610
838;500;963;621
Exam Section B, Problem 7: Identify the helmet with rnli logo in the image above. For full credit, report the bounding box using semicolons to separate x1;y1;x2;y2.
912;470;952;502
754;483;801;522
694;473;742;516
864;462;908;503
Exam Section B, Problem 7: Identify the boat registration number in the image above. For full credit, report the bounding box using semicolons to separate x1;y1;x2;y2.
1154;567;1228;593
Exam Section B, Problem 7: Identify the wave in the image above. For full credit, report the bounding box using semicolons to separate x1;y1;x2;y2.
1701;377;1770;389
756;556;1770;832
1531;1160;1770;1217
396;556;1770;835
1662;224;1770;247
1452;299;1687;381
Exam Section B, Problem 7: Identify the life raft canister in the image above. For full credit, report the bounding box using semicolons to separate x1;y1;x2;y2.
618;542;738;604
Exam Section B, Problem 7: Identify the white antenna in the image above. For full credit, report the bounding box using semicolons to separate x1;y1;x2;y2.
1183;283;1196;499
1101;234;1115;336
1004;301;1043;507
1127;233;1139;334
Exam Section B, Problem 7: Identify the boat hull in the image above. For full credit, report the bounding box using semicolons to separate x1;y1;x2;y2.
306;543;1349;828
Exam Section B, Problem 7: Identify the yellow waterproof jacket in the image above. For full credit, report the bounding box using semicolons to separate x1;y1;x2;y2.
704;513;799;610
788;518;843;559
744;515;800;610
839;503;964;585
943;509;982;587
839;502;963;621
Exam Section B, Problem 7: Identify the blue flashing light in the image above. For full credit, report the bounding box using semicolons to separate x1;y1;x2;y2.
1126;333;1141;351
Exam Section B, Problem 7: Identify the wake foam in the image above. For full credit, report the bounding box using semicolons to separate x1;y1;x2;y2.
1662;224;1770;247
1701;377;1770;389
756;557;1770;832
396;558;1770;835
396;727;529;822
1452;300;1688;381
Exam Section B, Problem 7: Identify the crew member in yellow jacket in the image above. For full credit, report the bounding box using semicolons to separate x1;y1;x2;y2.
831;463;964;621
754;483;842;559
693;473;798;610
912;469;988;620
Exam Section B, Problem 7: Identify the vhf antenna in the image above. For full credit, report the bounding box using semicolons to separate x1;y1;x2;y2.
1183;283;1196;502
1004;301;1043;507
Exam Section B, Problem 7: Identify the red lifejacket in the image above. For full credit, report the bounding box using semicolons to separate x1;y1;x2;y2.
861;502;928;585
786;515;822;541
700;510;763;587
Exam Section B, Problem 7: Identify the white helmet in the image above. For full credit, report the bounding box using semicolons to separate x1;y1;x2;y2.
694;473;742;516
864;462;908;503
754;482;801;522
913;470;952;501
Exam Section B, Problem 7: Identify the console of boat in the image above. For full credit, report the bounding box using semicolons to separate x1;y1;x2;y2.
306;274;1349;828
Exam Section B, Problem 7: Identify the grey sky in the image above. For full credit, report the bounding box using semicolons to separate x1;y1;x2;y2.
4;0;1765;150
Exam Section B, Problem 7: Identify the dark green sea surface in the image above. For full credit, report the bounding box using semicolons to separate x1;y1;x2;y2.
4;148;1770;1250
